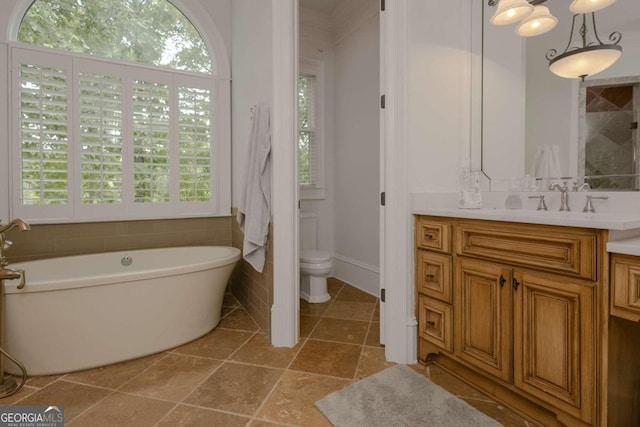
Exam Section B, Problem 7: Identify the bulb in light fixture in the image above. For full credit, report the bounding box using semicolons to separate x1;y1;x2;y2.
491;0;534;26
516;5;558;37
570;0;617;14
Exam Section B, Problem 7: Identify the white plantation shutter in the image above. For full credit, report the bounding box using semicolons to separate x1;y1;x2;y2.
10;45;224;222
78;72;123;205
132;79;171;203
178;85;213;202
19;62;70;205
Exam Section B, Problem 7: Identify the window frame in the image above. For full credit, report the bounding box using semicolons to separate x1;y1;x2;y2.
299;57;326;200
6;42;231;223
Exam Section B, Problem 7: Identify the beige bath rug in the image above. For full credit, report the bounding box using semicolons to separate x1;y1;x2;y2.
315;364;503;427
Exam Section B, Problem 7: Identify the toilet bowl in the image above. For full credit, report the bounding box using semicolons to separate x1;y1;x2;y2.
300;249;332;303
299;212;332;303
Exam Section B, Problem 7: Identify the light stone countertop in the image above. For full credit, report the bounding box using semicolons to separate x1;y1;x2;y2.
413;208;640;231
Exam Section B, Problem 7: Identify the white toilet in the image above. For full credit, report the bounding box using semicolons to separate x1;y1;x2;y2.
299;212;332;303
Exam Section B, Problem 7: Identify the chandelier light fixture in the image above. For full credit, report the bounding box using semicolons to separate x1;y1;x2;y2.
488;0;623;80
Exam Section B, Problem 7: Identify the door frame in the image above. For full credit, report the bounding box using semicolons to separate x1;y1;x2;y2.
270;0;299;347
270;0;417;363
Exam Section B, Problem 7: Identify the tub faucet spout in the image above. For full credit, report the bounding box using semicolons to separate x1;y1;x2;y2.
0;219;30;268
0;219;30;234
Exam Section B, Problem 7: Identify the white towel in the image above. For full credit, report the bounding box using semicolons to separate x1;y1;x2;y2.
531;144;562;188
236;103;271;272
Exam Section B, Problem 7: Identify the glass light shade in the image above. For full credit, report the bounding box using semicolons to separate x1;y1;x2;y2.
516;5;558;37
570;0;617;14
548;45;622;79
491;0;534;26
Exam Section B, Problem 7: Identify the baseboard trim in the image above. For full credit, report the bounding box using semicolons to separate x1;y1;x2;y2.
332;253;379;297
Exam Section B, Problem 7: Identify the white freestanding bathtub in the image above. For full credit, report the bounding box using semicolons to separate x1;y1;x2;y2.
2;246;241;375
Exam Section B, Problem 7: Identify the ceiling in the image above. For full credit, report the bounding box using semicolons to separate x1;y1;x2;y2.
299;0;342;15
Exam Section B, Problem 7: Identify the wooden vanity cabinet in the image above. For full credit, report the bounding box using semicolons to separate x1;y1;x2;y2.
416;215;604;426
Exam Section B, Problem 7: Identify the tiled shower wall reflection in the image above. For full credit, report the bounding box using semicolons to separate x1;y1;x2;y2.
5;217;232;263
229;209;273;335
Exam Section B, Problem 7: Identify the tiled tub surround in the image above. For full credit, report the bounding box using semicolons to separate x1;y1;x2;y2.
229;209;273;335
4;280;528;427
4;217;233;263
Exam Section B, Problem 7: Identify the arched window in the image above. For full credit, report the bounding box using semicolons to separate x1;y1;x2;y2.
18;0;213;74
6;0;230;222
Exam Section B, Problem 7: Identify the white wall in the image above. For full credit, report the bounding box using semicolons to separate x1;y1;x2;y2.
406;0;475;193
231;0;273;207
332;10;380;295
299;7;335;256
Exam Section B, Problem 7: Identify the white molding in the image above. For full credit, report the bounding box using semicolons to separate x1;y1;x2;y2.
379;0;387;347
332;0;378;46
332;253;379;297
271;0;299;348
382;0;415;364
0;43;8;222
333;253;379;274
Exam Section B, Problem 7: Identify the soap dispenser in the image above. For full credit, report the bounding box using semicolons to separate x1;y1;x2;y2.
505;178;522;210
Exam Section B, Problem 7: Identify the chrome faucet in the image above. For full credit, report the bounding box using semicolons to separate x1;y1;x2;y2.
549;182;570;212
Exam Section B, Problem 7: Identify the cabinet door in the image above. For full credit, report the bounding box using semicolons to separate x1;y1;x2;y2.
513;270;594;424
455;257;512;382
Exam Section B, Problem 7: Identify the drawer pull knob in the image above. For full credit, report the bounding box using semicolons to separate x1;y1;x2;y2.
512;277;520;290
499;275;506;287
425;274;435;280
424;233;435;240
426;321;436;327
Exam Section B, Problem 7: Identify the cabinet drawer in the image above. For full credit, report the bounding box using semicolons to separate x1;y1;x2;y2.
456;221;597;280
418;295;453;353
416;250;452;303
416;219;451;253
611;254;640;321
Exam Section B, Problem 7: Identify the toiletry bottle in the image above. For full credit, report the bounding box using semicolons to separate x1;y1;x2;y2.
505;178;522;209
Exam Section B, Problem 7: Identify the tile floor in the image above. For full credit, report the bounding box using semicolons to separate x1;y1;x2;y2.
3;278;530;426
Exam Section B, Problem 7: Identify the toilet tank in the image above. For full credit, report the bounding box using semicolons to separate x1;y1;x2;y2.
300;212;318;250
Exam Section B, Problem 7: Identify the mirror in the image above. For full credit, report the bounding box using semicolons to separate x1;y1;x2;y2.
480;0;640;191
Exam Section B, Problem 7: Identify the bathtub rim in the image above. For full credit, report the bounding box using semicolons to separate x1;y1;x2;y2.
4;245;241;294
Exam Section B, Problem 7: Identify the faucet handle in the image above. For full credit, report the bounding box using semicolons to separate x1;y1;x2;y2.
528;195;548;211
2;239;12;251
583;195;608;213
